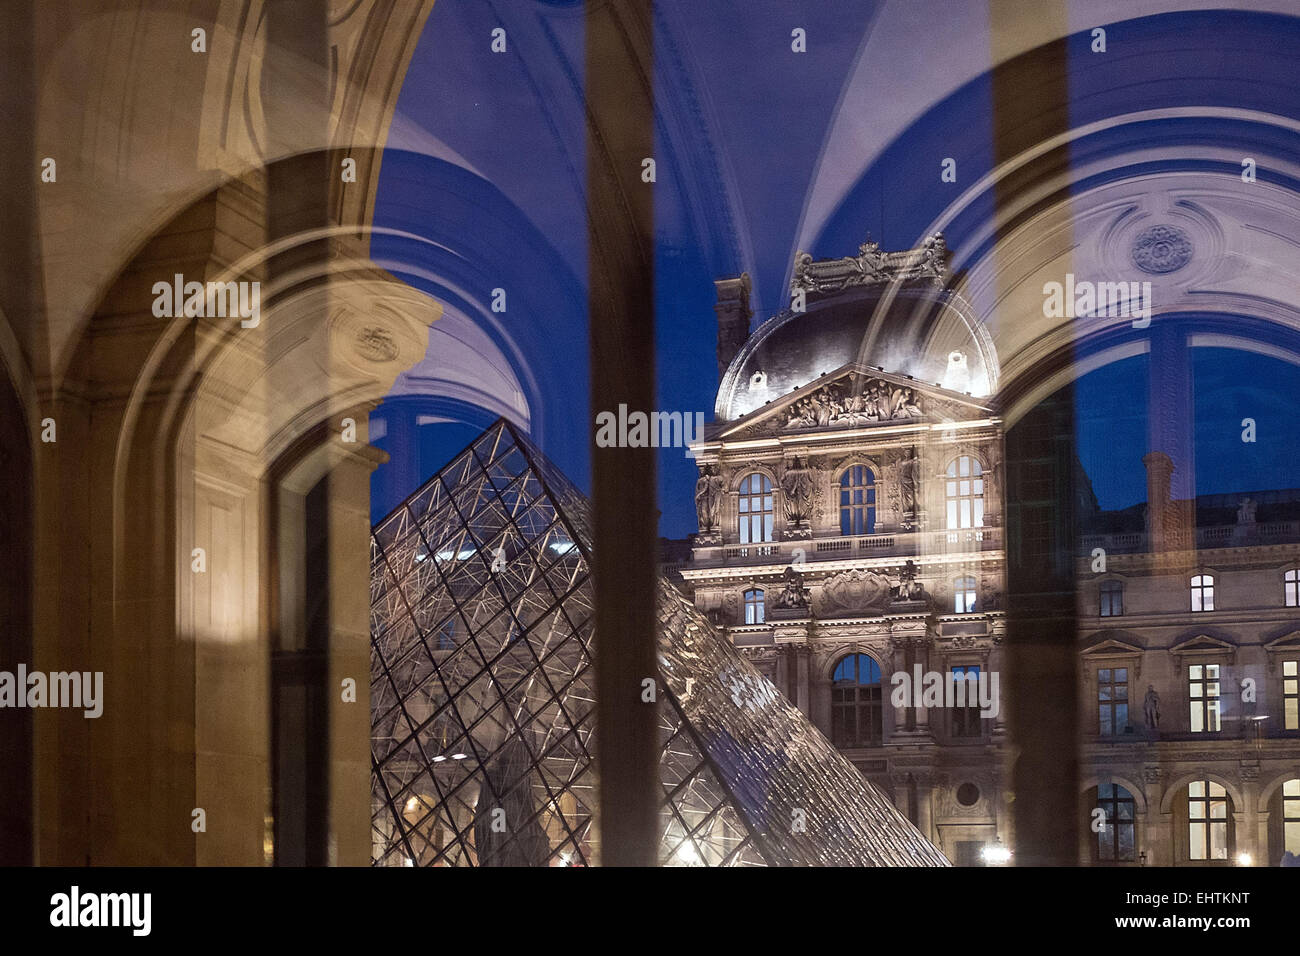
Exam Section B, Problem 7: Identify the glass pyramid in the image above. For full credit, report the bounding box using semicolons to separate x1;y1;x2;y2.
370;419;948;866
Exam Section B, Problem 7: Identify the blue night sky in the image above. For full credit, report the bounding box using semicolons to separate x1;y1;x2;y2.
368;4;1300;536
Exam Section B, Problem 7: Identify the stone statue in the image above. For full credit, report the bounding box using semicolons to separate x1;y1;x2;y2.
894;559;928;601
1237;497;1257;525
898;446;921;529
694;466;723;532
781;457;815;525
775;566;812;609
1143;685;1160;729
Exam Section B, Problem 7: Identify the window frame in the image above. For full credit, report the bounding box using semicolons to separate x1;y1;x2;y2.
1188;663;1222;734
1190;574;1215;612
1097;666;1130;736
949;664;984;739
944;455;985;531
953;575;977;614
743;588;765;625
1286;569;1299;608
1188;780;1229;861
1095;783;1136;863
830;653;884;749
1099;579;1124;617
838;464;877;536
737;472;774;546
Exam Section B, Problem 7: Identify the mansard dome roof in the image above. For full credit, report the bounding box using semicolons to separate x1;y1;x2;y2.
716;281;996;421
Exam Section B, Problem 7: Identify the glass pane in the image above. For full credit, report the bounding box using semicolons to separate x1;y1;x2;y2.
1190;665;1202;680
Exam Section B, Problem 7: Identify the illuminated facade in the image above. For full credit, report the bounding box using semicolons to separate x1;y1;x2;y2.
369;420;947;866
685;240;1300;866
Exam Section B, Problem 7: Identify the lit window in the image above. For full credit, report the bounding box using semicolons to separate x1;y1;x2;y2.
831;654;883;748
1097;667;1129;736
839;466;876;536
1284;660;1298;731
1190;574;1214;612
743;589;765;625
1286;569;1299;607
1189;664;1221;733
1095;783;1136;862
1099;580;1124;617
945;456;985;530
950;665;983;738
954;575;977;613
1284;779;1300;855
738;473;773;545
1188;780;1229;861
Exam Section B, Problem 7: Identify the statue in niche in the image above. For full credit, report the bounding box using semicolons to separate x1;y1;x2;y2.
898;446;921;529
775;566;812;609
781;457;815;525
694;465;723;532
1143;684;1160;730
1236;497;1257;525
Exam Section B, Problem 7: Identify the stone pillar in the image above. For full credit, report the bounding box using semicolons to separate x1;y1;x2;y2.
795;645;811;717
916;780;935;843
1143;771;1172;865
775;646;791;701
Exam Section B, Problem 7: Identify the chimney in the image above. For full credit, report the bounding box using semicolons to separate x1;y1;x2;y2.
714;273;752;382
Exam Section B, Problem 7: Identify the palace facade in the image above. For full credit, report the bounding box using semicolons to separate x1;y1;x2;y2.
680;239;1300;867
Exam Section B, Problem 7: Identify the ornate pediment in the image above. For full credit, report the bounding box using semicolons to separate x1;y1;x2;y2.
719;364;992;441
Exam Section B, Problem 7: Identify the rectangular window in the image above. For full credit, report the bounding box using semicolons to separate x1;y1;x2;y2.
1189;780;1229;861
950;666;982;738
1189;664;1221;733
1284;660;1298;731
1099;582;1123;617
1097;667;1129;735
1284;779;1300;855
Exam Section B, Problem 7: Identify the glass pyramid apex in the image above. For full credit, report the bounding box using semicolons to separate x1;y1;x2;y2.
371;418;948;866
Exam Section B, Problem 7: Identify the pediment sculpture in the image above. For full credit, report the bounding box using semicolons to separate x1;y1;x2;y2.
785;374;923;430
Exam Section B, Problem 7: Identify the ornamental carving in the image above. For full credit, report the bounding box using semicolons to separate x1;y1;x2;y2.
790;233;948;294
1131;224;1193;274
786;373;923;429
354;325;399;362
817;569;894;616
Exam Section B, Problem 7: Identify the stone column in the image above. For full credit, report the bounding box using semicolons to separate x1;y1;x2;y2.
795;645;811;717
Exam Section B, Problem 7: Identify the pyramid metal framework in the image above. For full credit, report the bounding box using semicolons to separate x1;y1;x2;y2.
370;419;948;866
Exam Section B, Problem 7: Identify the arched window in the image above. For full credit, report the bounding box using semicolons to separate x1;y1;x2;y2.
1190;574;1214;612
1099;580;1124;617
945;456;984;530
953;575;977;613
839;465;876;535
1284;779;1300;855
1286;569;1299;607
1188;780;1229;861
738;473;773;545
743;588;765;625
831;654;883;748
1095;783;1136;862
